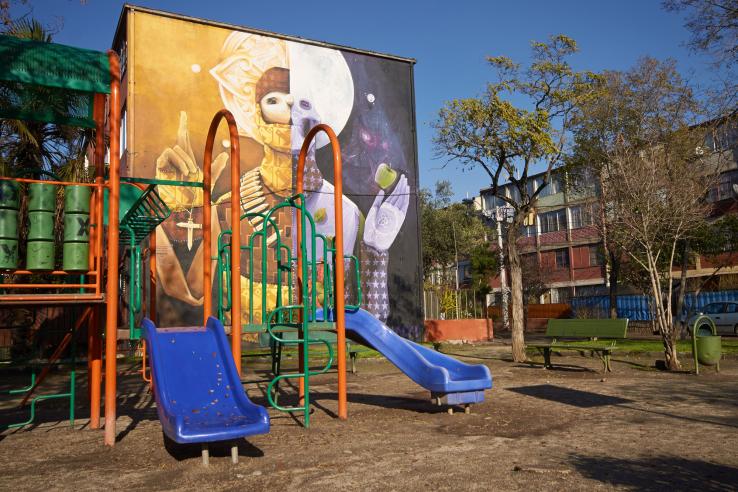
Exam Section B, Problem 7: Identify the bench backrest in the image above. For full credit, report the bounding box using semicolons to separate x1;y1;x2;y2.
545;318;628;339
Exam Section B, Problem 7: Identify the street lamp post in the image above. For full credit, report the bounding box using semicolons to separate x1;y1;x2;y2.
452;222;460;319
483;205;512;332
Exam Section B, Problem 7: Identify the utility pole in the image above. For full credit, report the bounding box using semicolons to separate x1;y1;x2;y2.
495;207;510;332
452;222;460;319
482;205;510;332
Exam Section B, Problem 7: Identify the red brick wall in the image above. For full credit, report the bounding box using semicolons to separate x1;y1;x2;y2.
424;318;493;342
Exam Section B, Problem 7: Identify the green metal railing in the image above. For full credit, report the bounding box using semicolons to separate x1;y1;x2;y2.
264;306;333;426
214;192;366;426
6;371;76;429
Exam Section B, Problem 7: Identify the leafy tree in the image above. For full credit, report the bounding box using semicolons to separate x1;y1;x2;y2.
433;35;597;362
469;244;497;295
420;181;488;284
0;18;91;178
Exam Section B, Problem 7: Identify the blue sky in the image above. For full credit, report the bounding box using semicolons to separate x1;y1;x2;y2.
13;0;706;200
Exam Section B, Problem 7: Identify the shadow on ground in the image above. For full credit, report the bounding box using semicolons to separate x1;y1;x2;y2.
507;384;632;408
163;433;264;461
570;454;738;491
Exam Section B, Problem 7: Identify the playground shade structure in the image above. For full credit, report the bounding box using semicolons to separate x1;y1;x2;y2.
142;317;270;444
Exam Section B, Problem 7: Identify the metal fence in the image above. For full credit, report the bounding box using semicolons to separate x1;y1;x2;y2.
423;289;487;320
571;290;738;321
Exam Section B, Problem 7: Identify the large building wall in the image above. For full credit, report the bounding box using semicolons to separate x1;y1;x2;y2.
114;7;423;337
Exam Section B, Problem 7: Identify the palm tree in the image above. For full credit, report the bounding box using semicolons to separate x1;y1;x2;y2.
0;18;92;180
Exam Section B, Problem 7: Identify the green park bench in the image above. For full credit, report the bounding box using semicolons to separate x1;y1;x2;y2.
527;318;629;372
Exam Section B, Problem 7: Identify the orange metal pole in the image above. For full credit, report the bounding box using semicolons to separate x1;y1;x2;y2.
0;283;96;289
149;232;157;324
104;51;121;446
0;176;99;187
89;92;106;429
6;270;98;275
297;124;347;420
203;110;242;373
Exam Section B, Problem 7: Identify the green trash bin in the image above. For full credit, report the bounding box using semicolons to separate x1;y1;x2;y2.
696;335;722;367
691;315;721;374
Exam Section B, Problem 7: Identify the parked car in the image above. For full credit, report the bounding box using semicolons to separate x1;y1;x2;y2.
686;302;738;335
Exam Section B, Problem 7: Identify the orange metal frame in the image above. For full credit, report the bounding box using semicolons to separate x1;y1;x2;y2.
203;109;242;372
0;52;121;444
296;124;347;420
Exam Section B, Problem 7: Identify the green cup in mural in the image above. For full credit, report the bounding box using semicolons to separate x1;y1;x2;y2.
374;163;398;190
0;238;18;269
0;180;20;210
0;209;19;239
64;185;91;214
26;240;55;271
27;211;55;241
62;241;89;271
63;213;90;242
28;183;58;211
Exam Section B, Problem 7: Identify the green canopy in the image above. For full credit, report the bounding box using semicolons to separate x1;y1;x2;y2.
0;35;111;128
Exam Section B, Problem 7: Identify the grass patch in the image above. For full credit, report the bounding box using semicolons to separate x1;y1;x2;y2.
525;338;738;356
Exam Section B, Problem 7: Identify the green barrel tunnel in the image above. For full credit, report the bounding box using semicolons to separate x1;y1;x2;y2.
28;182;57;211
26;183;58;271
62;185;91;271
0;180;20;269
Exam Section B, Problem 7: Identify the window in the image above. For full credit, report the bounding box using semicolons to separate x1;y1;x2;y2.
526;177;540;197
708;170;738;202
539;176;561;197
555;249;569;269
520;224;536;237
540;209;567;233
570;203;595;229
726;303;737;314
505;185;521;203
704;303;724;314
119;106;127;159
589;245;603;266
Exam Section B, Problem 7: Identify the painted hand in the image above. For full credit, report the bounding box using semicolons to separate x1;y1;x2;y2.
363;175;409;252
156;111;228;210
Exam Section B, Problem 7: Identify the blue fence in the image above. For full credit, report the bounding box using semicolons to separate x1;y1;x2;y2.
571;290;738;321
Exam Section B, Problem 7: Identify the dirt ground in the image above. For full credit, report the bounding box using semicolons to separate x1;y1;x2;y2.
1;345;738;491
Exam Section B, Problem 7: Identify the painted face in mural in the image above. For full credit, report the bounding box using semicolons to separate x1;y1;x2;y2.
260;92;293;125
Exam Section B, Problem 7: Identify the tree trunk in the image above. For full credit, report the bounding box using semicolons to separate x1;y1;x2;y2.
506;223;526;362
663;329;681;371
608;252;619;319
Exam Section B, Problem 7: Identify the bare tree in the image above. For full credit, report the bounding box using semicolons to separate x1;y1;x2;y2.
571;57;719;369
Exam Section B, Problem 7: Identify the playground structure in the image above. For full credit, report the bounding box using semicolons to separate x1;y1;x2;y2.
0;34;492;456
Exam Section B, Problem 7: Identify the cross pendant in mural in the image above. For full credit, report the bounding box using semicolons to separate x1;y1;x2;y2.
176;216;202;251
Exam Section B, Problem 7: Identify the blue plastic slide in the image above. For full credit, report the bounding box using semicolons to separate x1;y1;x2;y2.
323;308;492;405
142;317;270;444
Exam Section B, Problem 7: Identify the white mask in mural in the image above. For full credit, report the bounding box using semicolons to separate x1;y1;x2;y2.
260;91;294;125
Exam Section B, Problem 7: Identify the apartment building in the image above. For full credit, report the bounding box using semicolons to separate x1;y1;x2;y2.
479;116;738;305
481;171;606;304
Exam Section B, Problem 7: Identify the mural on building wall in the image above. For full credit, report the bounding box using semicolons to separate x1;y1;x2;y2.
129;12;421;337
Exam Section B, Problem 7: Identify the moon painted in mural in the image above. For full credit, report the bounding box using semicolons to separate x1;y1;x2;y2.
288;42;354;149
